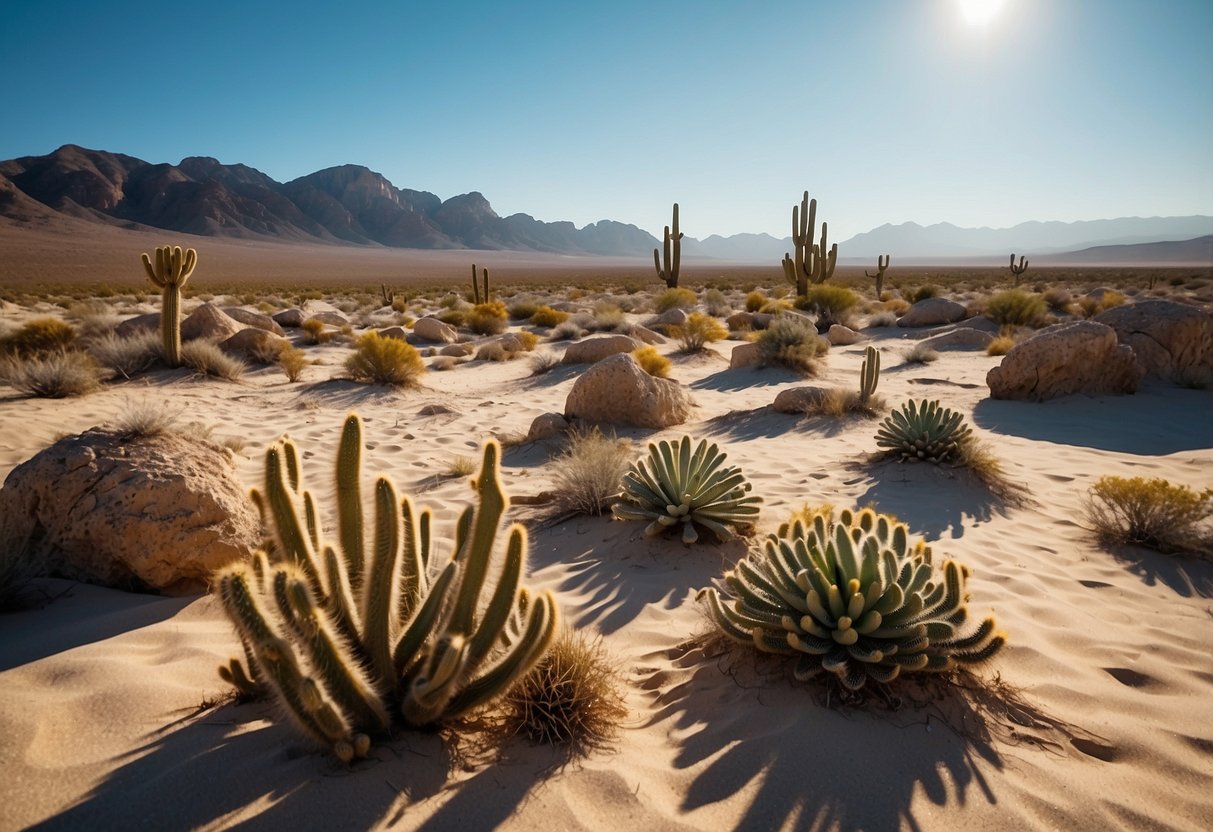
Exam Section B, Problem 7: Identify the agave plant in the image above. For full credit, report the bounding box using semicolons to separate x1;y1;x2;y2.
875;398;973;463
216;414;559;761
613;435;762;544
699;507;1004;690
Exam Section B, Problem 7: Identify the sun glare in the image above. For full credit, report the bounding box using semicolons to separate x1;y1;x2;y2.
958;0;1006;27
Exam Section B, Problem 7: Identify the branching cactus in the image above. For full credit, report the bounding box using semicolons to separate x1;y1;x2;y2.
699;506;1005;690
1009;254;1029;284
859;345;880;406
653;203;683;288
781;191;838;296
875;399;973;464
216;414;559;761
471;264;491;304
613;436;762;544
865;254;890;298
140;244;197;367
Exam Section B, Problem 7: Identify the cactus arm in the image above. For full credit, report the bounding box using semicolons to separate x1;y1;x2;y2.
392;559;460;674
321;544;362;642
448;440;508;635
471;263;481;304
361;477;403;682
336;414;365;586
464;525;524;668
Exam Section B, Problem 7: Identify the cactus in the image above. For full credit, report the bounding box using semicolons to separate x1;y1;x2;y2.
380;284;395;306
471;264;490;304
859;346;880;406
216;414;559;761
865;254;890;298
613;435;762;544
140;244;197;368
653;203;683;288
781;191;838;296
875;399;973;464
1009;254;1029;284
699;506;1005;690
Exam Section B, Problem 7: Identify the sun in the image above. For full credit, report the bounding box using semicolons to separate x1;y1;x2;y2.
958;0;1007;27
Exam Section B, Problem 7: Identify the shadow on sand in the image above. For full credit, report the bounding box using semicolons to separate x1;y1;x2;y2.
1100;541;1213;599
851;460;1016;540
691;366;805;392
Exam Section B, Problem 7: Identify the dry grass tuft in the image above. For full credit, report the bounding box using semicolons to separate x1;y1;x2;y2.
986;336;1015;356
550;426;632;516
900;343;939;365
866;311;897;328
756;316;829;376
744;290;767;312
528;349;562;375
702;288;732;317
278;346;307;382
985;290;1050;328
804;388;887;420
112;399;181;438
1085;476;1212;556
954;438;1028;505
467;301;509;335
654;287;698;313
529;305;569;327
181;340;247;381
87;330;161;378
344;331;424;387
0;351;105;397
671;312;728;353
0;317;77;357
631;345;671;378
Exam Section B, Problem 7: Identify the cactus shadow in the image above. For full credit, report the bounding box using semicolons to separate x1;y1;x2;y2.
1100;542;1213;598
643;642;1005;832
852;460;1008;540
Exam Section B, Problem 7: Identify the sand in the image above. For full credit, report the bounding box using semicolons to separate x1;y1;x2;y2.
1;291;1211;831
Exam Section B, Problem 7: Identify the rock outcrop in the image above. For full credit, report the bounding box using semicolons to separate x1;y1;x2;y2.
1095;299;1213;384
181;303;244;342
986;320;1143;401
412;316;459;344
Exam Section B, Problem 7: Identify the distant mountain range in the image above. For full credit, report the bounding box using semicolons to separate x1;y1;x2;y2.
2;145;1210;265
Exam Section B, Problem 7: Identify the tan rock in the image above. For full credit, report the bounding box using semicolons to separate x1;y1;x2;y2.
565;353;695;428
440;343;474;357
561;334;641;364
827;324;865;346
729;342;763;369
219;328;289;362
181;303;243;342
114;312;160;338
306;311;349;327
273;308;306;328
378;326;408;340
630;325;667;345
987;320;1143;401
897;298;968;328
413;316;459;344
726;311;774;331
1095;299;1213;384
222;307;286;335
0;428;258;593
918;327;995;351
772;386;830;413
526;412;569;441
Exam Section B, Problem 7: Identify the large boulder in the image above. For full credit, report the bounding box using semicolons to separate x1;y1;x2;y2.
222;307;286;336
897;298;968;328
773;386;830;414
114;312;160;339
565;353;695;428
273;308;306;328
827;324;865;346
726;311;773;331
219;328;290;362
181;302;243;342
0;428;258;593
648;307;688;332
1095;300;1213;384
918;327;995;351
413;316;459;344
561;334;641;364
526;412;569;441
986;320;1143;401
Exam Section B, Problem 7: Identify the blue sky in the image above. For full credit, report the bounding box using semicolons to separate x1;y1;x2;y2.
2;0;1210;240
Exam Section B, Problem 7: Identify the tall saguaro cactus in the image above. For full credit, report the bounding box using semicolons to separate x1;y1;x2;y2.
140;245;197;368
781;191;837;296
471;264;491;304
1009;254;1029;284
653;203;683;288
865;254;890;298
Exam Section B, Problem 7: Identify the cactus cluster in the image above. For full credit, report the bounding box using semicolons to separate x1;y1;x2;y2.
471;264;491;304
865;254;890;298
699;507;1005;690
216;414;558;761
875;399;973;464
653;203;683;288
140;244;197;368
781;191;837;296
613;436;762;544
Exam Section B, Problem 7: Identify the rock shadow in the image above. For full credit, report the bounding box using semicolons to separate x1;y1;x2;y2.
691;366;804;392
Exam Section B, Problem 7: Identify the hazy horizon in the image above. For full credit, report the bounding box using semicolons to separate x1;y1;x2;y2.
3;0;1211;240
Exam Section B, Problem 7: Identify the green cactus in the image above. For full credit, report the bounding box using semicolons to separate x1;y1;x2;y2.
1009;254;1029;284
875;399;973;464
865;254;890;298
471;264;490;304
216;414;559;761
859;345;880;406
699;506;1005;690
781;191;838;296
653;203;683;288
140;244;197;368
613;436;762;544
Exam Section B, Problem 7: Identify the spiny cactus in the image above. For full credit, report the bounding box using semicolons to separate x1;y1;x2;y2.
781;191;837;296
699;506;1005;690
875;399;973;464
380;284;395;306
216;414;559;761
859;345;880;406
140;244;197;368
1009;254;1029;283
471;264;491;304
613;436;762;544
865;254;890;298
653;203;683;288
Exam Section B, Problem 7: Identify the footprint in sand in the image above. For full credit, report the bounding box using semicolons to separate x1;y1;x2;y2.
1079;580;1113;589
1102;667;1159;689
1045;473;1074;482
1071;737;1121;762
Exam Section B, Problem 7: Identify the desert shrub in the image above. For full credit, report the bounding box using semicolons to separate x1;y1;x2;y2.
756;315;829;375
631;345;671;378
181;340;247;381
699;506;1005;690
884;298;910;315
508;300;539;320
744;290;767;312
496;628;627;754
467;301;509;335
875;399;972;464
654;287;697;313
613;435;762;544
515;331;540;351
900;343;939;364
671;311;728;352
549;321;585;341
908;284;940;303
866;311;897;328
1077;291;1127;318
445;454;477;478
528;350;561;375
68;301;122;337
0;317;76;356
702;288;731;317
589;302;626;332
438;309;467;328
985;290;1049;328
300;318;329;344
794;285;859;327
1085;476;1212;555
87;330;161;378
345;331;424;387
475;341;512;362
530;305;569;328
1042;288;1073;315
0;351;105;397
278;346;307;382
986;336;1015;356
550;426;633;516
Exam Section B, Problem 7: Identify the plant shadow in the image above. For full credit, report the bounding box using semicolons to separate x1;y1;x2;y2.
852;459;1013;540
1100;541;1213;598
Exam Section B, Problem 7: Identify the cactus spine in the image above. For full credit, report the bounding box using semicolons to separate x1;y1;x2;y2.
781;191;837;296
859;346;880;406
471;264;490;304
653;203;683;288
1009;254;1029;284
216;414;558;761
140;245;197;368
865;254;890;298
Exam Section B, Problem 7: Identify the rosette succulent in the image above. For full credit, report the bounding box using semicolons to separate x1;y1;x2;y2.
875;398;973;463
